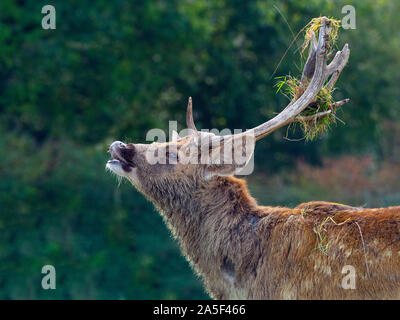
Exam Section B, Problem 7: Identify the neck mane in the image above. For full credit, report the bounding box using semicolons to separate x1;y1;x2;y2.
149;176;269;298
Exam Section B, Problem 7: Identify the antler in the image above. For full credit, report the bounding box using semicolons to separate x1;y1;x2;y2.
185;17;350;141
243;17;350;140
186;97;198;132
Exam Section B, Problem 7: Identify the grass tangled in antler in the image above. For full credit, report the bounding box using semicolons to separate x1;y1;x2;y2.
300;87;335;140
275;76;336;140
302;16;341;55
275;17;342;141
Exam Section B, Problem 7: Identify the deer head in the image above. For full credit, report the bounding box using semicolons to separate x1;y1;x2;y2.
106;107;256;203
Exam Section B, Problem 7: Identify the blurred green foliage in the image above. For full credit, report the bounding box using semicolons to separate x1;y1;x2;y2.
0;0;399;299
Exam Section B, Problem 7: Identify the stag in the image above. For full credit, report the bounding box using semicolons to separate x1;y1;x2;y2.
107;17;400;299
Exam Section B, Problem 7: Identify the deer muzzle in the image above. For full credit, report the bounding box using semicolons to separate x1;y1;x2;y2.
108;141;137;171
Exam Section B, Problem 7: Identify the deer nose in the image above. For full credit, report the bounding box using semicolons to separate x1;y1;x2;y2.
110;141;126;151
109;141;126;158
109;141;136;166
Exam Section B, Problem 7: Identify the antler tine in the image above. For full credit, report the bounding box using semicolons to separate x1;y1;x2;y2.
326;44;350;90
186;96;198;133
236;17;350;141
294;98;350;122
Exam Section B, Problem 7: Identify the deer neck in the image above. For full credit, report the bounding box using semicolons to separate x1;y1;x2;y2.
149;176;261;298
153;175;258;237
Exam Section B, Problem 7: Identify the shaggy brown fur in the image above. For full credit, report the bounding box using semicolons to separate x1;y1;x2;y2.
107;140;400;299
154;176;400;299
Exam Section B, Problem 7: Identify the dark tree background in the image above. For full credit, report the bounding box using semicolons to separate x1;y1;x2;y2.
0;0;399;299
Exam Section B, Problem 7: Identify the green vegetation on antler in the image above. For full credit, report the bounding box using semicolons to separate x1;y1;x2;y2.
275;17;343;141
302;16;341;55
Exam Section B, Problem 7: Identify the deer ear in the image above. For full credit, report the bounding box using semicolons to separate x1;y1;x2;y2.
204;134;255;179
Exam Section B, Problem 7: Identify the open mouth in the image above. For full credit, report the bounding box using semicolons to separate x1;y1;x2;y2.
108;142;136;171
